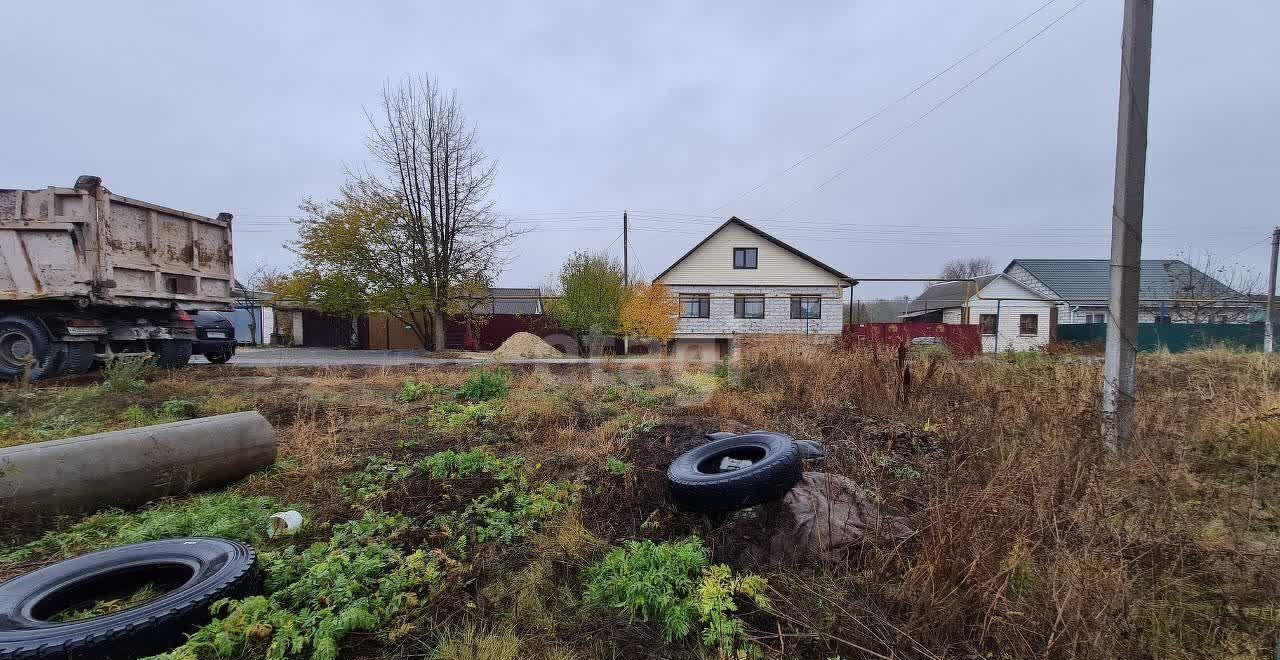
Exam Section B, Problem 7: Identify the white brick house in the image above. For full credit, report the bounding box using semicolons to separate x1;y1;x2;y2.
904;273;1055;353
654;217;850;359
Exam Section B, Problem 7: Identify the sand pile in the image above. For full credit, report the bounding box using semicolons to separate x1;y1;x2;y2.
492;332;564;359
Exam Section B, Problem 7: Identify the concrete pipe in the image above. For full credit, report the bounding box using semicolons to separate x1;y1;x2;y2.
0;411;276;519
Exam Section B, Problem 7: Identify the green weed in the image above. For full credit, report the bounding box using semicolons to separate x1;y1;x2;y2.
460;367;510;402
102;356;155;393
429;401;496;434
583;538;768;657
396;377;433;403
0;492;279;564
159;512;441;660
51;582;163;622
604;457;631;476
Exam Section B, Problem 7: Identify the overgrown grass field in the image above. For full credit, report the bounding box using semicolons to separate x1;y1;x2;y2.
1;344;1276;659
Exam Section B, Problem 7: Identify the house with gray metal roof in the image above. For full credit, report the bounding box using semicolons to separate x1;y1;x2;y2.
1005;259;1254;324
904;273;1055;353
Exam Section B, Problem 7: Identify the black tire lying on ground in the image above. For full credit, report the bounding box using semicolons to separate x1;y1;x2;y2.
667;432;802;513
0;538;257;660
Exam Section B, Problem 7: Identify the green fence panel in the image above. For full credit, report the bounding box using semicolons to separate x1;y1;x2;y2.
1057;323;1263;352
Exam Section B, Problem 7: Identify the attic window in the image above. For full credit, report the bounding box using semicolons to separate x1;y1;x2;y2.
733;247;757;269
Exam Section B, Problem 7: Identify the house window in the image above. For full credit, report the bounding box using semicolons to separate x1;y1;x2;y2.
1085;313;1106;324
680;294;710;318
790;295;821;319
734;295;765;319
1019;314;1039;335
979;314;997;336
733;247;758;269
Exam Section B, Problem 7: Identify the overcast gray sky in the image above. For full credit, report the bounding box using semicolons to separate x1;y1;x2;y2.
3;1;1276;299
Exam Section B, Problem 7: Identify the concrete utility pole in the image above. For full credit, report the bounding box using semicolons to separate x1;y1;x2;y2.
1102;0;1154;453
1267;227;1279;352
622;210;629;355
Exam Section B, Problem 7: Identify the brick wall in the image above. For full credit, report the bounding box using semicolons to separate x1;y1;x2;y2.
665;285;843;336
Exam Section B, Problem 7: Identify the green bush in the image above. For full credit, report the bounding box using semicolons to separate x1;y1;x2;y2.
583;538;769;657
584;538;708;640
102;355;155;393
158;398;199;419
460;367;510;402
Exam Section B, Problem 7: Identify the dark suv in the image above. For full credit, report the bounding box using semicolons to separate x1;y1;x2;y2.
193;311;236;363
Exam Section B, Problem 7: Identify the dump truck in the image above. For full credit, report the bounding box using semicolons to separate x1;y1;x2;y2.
0;175;234;379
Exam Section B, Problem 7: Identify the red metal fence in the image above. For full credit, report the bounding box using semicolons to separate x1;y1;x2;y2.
843;322;982;357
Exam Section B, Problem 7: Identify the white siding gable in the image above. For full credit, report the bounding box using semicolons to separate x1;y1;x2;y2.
964;276;1053;352
657;222;841;287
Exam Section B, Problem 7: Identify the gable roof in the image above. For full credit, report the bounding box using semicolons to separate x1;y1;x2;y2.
904;274;1000;316
654;216;852;282
903;272;1050;317
478;287;542;315
1006;259;1245;303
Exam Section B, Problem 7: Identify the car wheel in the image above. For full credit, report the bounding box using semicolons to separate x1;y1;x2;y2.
0;316;59;381
0;538;258;659
667;432;802;513
204;351;231;364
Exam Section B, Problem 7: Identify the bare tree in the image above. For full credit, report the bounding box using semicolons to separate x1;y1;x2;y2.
353;75;518;349
1165;251;1261;323
937;257;995;281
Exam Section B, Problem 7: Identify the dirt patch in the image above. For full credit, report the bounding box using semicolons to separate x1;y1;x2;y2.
491;332;563;359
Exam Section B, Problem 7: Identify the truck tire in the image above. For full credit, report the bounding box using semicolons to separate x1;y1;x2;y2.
667;433;802;513
151;340;192;369
0;538;257;660
0;316;60;381
55;342;97;376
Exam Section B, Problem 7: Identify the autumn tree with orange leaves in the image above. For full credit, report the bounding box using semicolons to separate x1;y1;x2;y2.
619;281;680;342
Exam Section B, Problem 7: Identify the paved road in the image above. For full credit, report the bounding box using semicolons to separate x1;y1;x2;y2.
189;347;617;367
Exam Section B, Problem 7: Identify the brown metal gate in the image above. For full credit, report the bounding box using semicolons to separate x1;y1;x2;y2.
301;311;364;348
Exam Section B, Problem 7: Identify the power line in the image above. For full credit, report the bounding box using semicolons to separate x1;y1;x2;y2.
774;0;1090;216
707;0;1062;215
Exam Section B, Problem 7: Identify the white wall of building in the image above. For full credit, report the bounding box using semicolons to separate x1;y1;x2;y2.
659;222;840;287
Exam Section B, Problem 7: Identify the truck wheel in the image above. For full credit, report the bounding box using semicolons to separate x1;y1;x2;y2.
152;339;193;369
0;538;257;659
0;315;60;381
55;342;97;375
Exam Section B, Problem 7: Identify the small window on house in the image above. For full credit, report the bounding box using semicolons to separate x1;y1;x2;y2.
733;247;758;269
1085;313;1106;324
680;294;710;318
734;295;765;319
1019;314;1038;335
790;295;821;319
979;314;997;336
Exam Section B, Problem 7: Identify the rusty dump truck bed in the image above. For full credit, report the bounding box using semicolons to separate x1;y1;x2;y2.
0;176;233;309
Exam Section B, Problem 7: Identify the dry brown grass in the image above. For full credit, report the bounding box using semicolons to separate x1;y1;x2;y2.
4;348;1276;659
711;339;1280;659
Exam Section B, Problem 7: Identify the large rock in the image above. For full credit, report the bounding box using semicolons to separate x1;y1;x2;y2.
768;472;912;559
